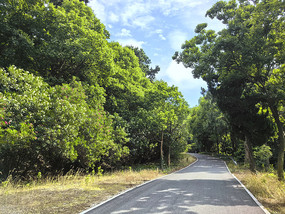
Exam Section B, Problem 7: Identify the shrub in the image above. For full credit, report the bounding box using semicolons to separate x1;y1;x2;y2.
254;145;273;170
0;66;129;179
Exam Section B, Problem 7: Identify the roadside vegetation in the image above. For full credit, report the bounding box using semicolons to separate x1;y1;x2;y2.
0;153;196;214
181;0;285;181
0;0;284;213
0;0;190;182
181;0;285;210
227;161;285;214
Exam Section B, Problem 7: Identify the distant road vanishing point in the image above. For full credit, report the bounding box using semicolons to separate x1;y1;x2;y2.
82;153;268;214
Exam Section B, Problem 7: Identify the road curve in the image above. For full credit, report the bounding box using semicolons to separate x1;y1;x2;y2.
82;153;267;214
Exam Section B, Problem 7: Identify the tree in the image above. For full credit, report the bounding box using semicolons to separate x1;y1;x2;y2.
0;0;113;87
50;0;89;7
0;66;129;177
127;46;160;82
0;0;191;178
187;93;229;154
144;81;189;168
174;0;284;178
118;80;189;167
104;42;150;116
206;0;285;178
211;71;275;172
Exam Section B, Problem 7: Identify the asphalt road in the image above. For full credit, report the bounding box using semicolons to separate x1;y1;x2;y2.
83;153;267;214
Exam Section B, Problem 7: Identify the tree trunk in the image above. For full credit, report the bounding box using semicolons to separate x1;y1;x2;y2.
270;105;285;181
168;145;171;167
168;123;172;167
160;131;164;169
214;124;219;154
244;135;256;173
216;137;219;154
230;131;237;155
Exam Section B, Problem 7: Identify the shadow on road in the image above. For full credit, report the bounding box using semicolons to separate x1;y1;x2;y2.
85;154;265;214
95;178;258;214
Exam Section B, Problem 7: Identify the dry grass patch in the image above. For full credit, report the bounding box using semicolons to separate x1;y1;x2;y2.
0;170;162;214
0;153;196;214
227;162;285;214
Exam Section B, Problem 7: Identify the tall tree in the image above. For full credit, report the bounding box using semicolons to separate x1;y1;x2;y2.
174;0;284;178
187;93;229;154
0;0;112;87
105;42;150;117
127;46;160;82
146;81;189;168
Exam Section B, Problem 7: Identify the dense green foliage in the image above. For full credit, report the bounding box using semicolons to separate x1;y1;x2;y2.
127;46;160;82
1;0;284;182
175;0;285;179
0;66;129;177
187;93;229;154
0;0;190;179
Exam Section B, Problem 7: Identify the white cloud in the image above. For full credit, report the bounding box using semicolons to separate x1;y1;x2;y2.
165;61;206;90
174;0;203;8
89;0;208;31
179;0;226;33
168;30;188;50
121;2;152;26
96;0;122;7
89;0;106;23
132;15;155;29
109;12;119;23
154;29;166;40
157;0;204;16
159;34;167;40
155;29;163;34
116;28;132;37
117;38;146;48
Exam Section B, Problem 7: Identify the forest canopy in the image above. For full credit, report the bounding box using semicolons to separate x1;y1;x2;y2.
0;0;189;179
174;0;285;180
0;0;284;182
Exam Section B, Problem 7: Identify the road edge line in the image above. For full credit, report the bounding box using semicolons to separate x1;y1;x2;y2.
224;161;271;214
80;154;198;214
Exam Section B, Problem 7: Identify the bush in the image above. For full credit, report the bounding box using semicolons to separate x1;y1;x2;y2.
0;66;129;179
254;145;273;170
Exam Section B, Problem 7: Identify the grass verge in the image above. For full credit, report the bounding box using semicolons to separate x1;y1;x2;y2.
227;161;285;214
0;153;196;214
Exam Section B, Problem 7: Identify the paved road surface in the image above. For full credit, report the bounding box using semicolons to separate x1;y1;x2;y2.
83;153;266;214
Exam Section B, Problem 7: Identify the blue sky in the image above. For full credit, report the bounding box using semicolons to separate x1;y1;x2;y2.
88;0;225;107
